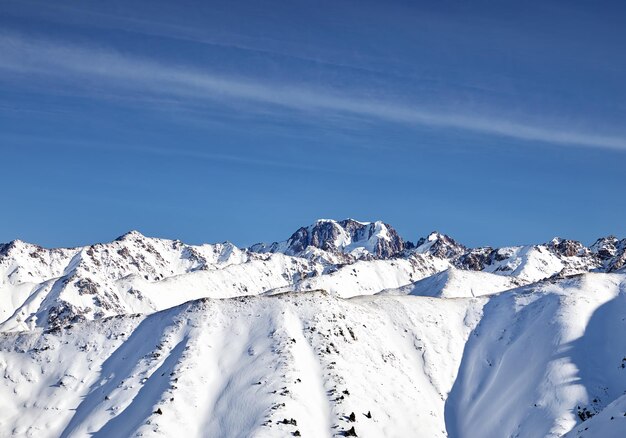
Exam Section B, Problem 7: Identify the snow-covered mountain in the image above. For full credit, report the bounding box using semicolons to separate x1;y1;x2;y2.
590;235;626;272
413;231;467;259
250;219;408;263
3;219;624;334
377;266;523;298
0;231;320;332
1;219;625;437
454;238;603;282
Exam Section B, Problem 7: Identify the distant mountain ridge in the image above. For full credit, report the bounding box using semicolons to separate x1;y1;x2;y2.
249;219;409;262
249;218;624;275
1;218;624;333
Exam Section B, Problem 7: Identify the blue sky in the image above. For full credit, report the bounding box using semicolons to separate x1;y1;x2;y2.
1;0;625;248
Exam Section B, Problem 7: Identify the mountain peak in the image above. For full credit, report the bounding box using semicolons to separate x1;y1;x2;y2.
115;230;146;242
426;231;445;242
250;218;406;259
590;235;626;271
547;237;587;257
414;231;466;259
0;239;37;257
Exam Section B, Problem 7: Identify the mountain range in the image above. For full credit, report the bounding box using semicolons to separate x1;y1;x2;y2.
0;219;625;437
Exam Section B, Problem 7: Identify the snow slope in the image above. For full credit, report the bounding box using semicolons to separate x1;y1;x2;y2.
1;273;624;437
0;292;484;438
564;394;626;438
378;267;522;298
445;273;626;438
266;254;450;298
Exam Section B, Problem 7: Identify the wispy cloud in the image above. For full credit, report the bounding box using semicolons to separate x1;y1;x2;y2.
1;32;625;151
7;0;388;75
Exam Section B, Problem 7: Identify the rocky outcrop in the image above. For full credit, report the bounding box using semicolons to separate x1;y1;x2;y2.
591;236;626;272
455;247;495;271
414;232;467;259
547;238;588;257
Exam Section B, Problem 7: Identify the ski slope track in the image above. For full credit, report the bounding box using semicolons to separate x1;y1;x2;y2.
1;219;625;437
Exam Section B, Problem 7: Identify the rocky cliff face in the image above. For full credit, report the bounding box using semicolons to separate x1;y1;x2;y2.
591;235;626;272
250;219;407;260
413;232;467;259
547;237;589;258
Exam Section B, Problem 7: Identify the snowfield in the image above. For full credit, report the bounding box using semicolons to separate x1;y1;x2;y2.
1;219;625;437
0;293;484;437
446;273;626;438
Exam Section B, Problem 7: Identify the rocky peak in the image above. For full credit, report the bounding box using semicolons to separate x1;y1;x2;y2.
250;218;407;259
590;236;626;272
547;237;588;257
414;231;467;259
590;236;619;260
0;239;36;257
114;230;147;242
0;240;20;258
288;219;344;254
0;240;58;268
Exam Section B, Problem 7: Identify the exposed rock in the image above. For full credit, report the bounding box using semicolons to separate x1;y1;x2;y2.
250;219;407;260
343;426;358;437
414;232;467;259
455;247;495;271
75;278;98;295
591;236;626;272
548;237;588;257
